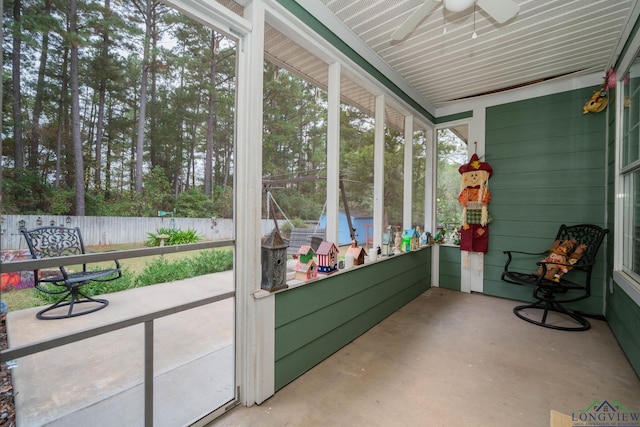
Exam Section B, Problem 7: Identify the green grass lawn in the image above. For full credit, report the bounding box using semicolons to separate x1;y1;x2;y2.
1;244;221;312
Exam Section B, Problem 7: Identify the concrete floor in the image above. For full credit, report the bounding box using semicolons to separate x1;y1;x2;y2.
7;271;235;427
214;288;640;427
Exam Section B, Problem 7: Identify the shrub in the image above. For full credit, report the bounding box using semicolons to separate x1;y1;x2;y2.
175;188;215;218
2;169;52;214
49;188;75;215
145;227;201;246
34;249;233;304
81;269;136;296
134;249;232;286
35;268;135;304
134;256;193;286
188;249;233;275
212;186;233;218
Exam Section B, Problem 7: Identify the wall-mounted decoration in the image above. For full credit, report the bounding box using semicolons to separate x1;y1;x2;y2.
583;68;616;114
458;152;492;253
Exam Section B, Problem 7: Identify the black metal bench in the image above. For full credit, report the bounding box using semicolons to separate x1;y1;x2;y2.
501;224;608;331
21;226;122;320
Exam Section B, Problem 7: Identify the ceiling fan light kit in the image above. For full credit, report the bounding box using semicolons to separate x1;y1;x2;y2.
390;0;520;42
444;0;475;13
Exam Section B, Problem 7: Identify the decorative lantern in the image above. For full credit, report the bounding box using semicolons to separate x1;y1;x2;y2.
381;225;393;256
261;230;288;292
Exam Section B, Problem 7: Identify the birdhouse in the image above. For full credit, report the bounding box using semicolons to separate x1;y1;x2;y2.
316;241;339;274
294;246;317;281
297;245;315;264
409;228;420;251
294;259;318;281
261;230;288;291
346;240;367;265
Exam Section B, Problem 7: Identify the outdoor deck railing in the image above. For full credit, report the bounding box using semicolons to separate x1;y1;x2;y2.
0;240;236;427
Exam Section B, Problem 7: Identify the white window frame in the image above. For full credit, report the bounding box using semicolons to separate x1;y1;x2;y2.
613;28;640;307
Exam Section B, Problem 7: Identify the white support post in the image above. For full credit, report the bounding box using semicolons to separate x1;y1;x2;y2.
470;109;486;293
403;115;414;230
424;128;436;233
236;0;273;406
326;62;341;246
373;95;385;250
426;128;439;286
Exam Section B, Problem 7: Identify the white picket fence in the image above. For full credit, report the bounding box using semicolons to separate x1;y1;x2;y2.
0;215;282;251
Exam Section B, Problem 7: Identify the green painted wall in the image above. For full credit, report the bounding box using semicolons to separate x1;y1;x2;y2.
607;283;640;375
274;248;431;390
483;87;608;315
438;246;461;291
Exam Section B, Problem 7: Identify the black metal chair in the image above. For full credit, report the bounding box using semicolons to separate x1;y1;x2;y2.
21;226;122;320
501;224;608;331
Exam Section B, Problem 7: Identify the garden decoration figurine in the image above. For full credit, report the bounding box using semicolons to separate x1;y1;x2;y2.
394;231;402;254
434;226;446;244
451;227;461;246
421;229;429;245
458;152;493;253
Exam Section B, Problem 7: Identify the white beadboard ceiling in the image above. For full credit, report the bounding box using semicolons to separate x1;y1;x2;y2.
221;0;637;127
318;0;635;110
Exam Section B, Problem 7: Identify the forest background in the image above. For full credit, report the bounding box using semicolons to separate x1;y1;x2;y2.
2;0;465;232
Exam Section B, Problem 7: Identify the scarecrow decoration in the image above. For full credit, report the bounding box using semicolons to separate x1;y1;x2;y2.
458;152;493;253
534;239;587;282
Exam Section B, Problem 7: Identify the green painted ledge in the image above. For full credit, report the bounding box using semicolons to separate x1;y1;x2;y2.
274;248;432;390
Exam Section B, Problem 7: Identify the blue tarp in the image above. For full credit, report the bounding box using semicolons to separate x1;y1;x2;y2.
318;212;373;246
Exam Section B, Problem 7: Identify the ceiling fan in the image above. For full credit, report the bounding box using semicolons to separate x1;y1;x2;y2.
391;0;520;42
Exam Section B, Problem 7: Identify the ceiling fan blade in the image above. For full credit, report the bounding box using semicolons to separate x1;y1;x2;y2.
391;0;441;42
476;0;519;24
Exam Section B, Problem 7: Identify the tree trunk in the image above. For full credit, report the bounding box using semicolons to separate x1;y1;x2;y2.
204;31;218;197
30;0;52;171
12;0;24;169
134;0;153;194
55;45;70;188
70;0;85;215
105;102;112;200
94;0;110;190
130;91;137;191
149;13;159;171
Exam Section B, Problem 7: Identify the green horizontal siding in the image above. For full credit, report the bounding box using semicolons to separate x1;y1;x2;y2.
607;283;640;375
438;246;461;291
274;248;431;390
484;86;608;314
